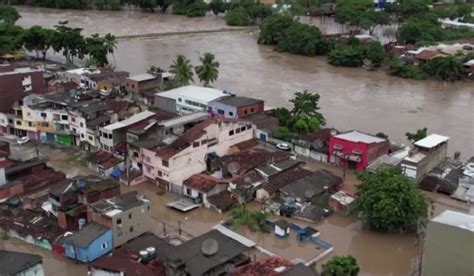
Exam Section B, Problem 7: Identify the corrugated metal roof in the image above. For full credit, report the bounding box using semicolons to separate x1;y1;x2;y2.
335;131;385;144
103;110;156;131
414;134;449;149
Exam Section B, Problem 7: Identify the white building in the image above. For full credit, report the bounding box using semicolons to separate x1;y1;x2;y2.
154;85;230;114
62;68;101;88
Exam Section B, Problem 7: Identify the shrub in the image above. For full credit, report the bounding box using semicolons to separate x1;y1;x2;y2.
328;45;365;67
225;6;251;26
172;1;188;14
276;21;328;56
274;126;290;140
186;0;208;17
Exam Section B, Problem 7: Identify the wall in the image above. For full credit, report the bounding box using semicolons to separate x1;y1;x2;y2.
111;203;150;247
416;143;448;183
90;268;123;276
236;102;264;118
15;262;45;276
329;137;369;171
208;101;237;118
65;230;113;263
422;219;474;276
154;95;177;113
0;70;45;113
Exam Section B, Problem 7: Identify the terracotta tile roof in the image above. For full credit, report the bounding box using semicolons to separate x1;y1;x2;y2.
86;150;123;169
232;170;265;186
231;138;258;151
415;50;440;61
221;148;291;176
103;99;131;114
207;190;238;212
262;167;313;194
183;174;224;193
232;257;293;276
156;117;217;159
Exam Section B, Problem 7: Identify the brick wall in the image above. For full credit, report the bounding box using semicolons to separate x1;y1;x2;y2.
236;102;264;118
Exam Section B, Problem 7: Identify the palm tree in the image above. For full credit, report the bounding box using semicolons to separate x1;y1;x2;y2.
104;33;117;67
289;90;326;126
428;56;465;82
169;55;194;87
195;52;220;87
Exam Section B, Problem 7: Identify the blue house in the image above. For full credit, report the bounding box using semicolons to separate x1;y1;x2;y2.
64;222;112;263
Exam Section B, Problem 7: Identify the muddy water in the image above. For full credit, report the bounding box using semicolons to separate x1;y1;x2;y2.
16;7;473;157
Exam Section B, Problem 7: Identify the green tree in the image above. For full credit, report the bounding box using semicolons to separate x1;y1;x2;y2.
289;90;326;125
85;33;109;66
246;3;272;24
225;6;251;26
405;127;427;143
322;255;360;276
169;54;194;87
52;21;86;65
335;0;373;28
397;0;430;22
208;0;227;15
356;167;429;232
0;4;20;24
274;126;290;140
23;26;56;60
147;65;165;74
388;58;427;80
195;52;219;86
0;23;23;55
293;116;310;134
365;41;385;67
104;33;117;67
328;44;365;67
277;21;328;56
186;0;208;16
137;0;158;11
426;56;465;82
274;107;292;126
258;13;294;45
360;10;391;35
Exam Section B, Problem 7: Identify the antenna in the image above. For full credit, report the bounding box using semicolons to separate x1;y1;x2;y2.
201;238;219;256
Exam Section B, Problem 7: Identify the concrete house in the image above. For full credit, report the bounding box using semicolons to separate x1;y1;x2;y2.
328;130;389;171
154;85;229;114
124;73;161;102
141;117;254;193
0;250;44;276
86;150;124;177
422;210;474;276
182;174;228;205
64;222;113;263
401;134;449;183
88;191;151;248
208;96;264;118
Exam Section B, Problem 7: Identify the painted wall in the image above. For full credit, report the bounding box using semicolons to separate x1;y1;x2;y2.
65;229;113;263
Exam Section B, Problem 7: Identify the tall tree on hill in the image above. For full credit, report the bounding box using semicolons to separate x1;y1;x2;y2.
195;52;219;87
169;55;194;87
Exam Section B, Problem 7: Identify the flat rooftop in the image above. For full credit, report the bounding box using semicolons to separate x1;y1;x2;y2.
127;73;157;82
103;110;156;131
414;134;449;149
335;130;385;144
155;85;228;102
431;210;474;233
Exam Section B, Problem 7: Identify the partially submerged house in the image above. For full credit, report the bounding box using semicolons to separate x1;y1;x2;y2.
0;250;44;276
64;222;112;263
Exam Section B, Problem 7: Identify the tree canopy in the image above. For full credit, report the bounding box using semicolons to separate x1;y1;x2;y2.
0;23;24;55
195;52;219;86
0;4;20;24
425;56;465;82
322;255;360;276
169;54;194;87
277;21;328;56
23;25;56;59
258;13;294;45
405;127;427;143
355;167;429;233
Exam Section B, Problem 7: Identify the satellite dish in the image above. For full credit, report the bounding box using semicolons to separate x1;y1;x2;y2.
304;189;315;199
227;162;240;176
201;239;219;256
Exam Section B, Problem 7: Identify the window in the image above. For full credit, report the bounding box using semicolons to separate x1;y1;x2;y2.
193;141;200;148
88;136;93;141
229;112;234;116
80;134;85;138
102;132;108;138
131;84;135;88
158;170;163;177
229;130;234;136
178;98;182;102
236;128;241;134
129;226;134;233
201;139;207;145
80;122;84;128
251;108;254;112
128;213;132;219
16;120;21;125
73;128;77;133
108;134;112;139
8;119;13;124
40;112;46;118
101;242;108;250
117;218;122;225
244;110;248;114
133;152;139;158
162;160;169;167
71;117;76;122
240;127;245;132
246;124;252;130
186;188;192;195
53;114;60;121
61;115;68;120
218;109;225;115
126;83;129;87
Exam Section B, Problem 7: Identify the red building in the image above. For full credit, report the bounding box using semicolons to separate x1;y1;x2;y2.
0;64;46;113
329;130;389;171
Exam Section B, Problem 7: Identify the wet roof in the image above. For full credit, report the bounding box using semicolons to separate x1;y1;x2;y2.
414;134;449;149
280;170;342;200
215;96;263;107
103;110;156;131
334;130;385;144
128;73;157;82
431;210;474;232
0;250;42;275
90;191;149;215
66;222;110;248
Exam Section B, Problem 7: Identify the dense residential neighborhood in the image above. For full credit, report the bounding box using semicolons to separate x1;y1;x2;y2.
0;1;473;276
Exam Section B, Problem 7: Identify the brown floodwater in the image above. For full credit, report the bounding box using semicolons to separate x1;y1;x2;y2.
16;7;474;158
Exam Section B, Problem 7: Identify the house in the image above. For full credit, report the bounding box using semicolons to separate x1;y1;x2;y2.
48;176;121;230
328;130;389;171
292;128;335;163
86;150;124;177
88;191;151;248
88;71;130;92
62;67;101;87
207;190;238;213
12;94;45;139
0;250;44;276
414;50;445;65
208;96;264;118
232;257;295;276
0;65;46;113
99;110;156;152
154;85;229;114
164;229;251;275
245;111;280;142
401;134;449;183
125;73;161;102
279;170;342;203
89;232;172;276
64;222;113;263
329;190;355;212
422;210;474;276
257;166;313;202
141;117;254;193
273;219;291;238
182;174;228;206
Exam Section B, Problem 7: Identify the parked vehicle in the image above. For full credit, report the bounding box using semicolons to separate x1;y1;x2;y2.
17;136;30;145
276;143;291;151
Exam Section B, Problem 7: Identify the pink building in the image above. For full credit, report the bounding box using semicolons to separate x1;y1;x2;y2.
140;117;254;194
328;131;389;171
